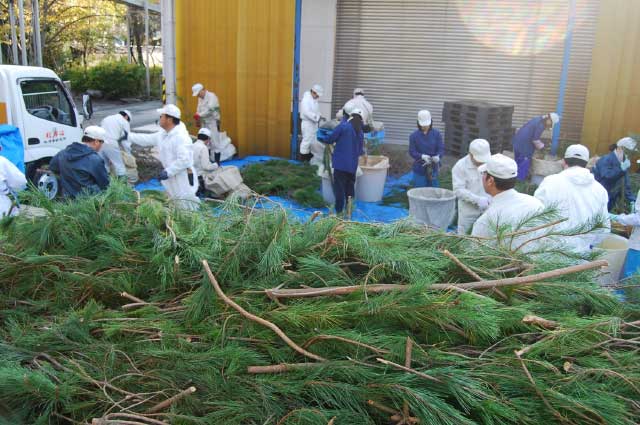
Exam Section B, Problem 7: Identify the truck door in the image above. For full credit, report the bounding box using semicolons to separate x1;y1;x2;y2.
19;78;82;164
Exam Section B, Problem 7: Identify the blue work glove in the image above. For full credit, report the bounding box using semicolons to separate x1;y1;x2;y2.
621;158;631;172
157;170;169;181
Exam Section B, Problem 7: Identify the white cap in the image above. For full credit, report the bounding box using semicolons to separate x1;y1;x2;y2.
617;137;637;150
418;110;432;127
121;109;132;120
353;87;364;96
478;153;518;179
198;128;212;138
83;126;107;141
192;83;204;97
564;144;589;161
549;112;560;125
311;84;324;97
157;104;181;119
469;139;491;163
350;107;363;117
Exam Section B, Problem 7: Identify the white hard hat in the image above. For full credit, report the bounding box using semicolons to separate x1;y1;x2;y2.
311;84;324;97
469;138;491;163
192;83;204;97
417;110;432;127
350;107;363;117
157;104;181;119
617;137;637;150
549;112;560;125
478;153;518;180
121;109;132;120
353;87;365;96
198;128;212;138
564;144;589;161
83;125;107;141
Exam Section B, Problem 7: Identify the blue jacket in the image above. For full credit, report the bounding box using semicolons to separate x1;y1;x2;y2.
409;128;444;175
512;116;545;157
593;151;635;201
322;120;364;174
49;142;110;198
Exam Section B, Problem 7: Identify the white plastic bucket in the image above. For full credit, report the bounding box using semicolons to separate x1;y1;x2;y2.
594;234;629;286
355;155;389;202
407;187;456;230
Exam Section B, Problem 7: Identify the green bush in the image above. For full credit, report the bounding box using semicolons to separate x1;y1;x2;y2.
62;61;162;100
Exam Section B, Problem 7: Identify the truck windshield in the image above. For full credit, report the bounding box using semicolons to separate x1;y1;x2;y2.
20;79;76;127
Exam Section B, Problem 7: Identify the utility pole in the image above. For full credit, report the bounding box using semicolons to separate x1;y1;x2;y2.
144;0;151;98
32;0;43;66
9;0;19;64
18;0;28;65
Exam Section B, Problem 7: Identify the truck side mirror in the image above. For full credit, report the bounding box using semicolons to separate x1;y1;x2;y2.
82;93;93;119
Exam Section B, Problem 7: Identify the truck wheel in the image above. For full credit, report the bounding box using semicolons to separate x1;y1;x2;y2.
36;171;59;200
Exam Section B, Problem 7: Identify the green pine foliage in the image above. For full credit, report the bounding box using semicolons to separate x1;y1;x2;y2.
0;182;638;424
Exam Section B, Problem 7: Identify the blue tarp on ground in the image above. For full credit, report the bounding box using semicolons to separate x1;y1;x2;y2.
0;125;25;173
134;155;410;223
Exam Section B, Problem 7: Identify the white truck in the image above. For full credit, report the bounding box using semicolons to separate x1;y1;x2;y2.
0;65;92;197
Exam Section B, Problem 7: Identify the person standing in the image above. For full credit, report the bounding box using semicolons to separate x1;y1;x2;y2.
409;110;444;187
320;108;365;214
192;83;221;131
451;138;492;234
299;84;324;162
128;104;199;210
336;88;374;131
593;137;637;211
100;110;134;182
49;126;110;198
511;112;559;180
534;144;610;253
472;154;545;251
0;154;27;217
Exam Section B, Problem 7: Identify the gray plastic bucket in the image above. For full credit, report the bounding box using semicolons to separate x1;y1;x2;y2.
407;187;456;230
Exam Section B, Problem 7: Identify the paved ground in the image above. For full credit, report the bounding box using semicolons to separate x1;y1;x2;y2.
81;98;163;129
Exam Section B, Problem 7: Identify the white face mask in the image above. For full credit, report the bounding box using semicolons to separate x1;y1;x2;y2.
615;148;625;162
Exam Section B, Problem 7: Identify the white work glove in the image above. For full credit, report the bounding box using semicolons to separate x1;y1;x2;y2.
533;140;545;150
476;196;491;210
431;155;440;164
421;154;432;164
621;158;631;172
211;162;220;171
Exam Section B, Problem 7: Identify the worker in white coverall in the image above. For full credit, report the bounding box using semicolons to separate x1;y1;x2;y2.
192;128;219;195
299;84;324;163
534;144;610;253
128;104;200;210
451;138;492;234
99;110;132;180
0;155;27;217
472;154;545;252
192;83;221;131
336;88;374;131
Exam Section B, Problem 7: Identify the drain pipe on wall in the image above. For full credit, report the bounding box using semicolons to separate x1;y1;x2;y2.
290;0;302;159
161;0;177;105
551;0;576;157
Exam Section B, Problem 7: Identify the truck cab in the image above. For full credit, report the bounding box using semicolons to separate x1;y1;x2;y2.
0;65;91;197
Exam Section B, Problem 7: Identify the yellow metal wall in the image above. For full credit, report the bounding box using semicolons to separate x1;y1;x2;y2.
581;0;640;155
175;0;294;157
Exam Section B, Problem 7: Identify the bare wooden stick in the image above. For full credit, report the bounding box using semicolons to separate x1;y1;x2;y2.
503;218;567;238
121;292;147;304
522;315;559;330
403;338;413;419
302;334;389;354
367;399;399;415
442;250;483;281
146;386;196;414
327;417;336;425
266;260;608;299
202;260;326;362
376;358;442;383
247;363;324;374
104;413;167;425
308;211;322;223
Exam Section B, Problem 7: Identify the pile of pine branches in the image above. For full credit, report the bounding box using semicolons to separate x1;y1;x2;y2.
0;183;638;425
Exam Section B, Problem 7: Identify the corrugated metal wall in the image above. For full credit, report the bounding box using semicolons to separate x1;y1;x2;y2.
582;0;640;156
332;0;599;149
175;0;294;157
